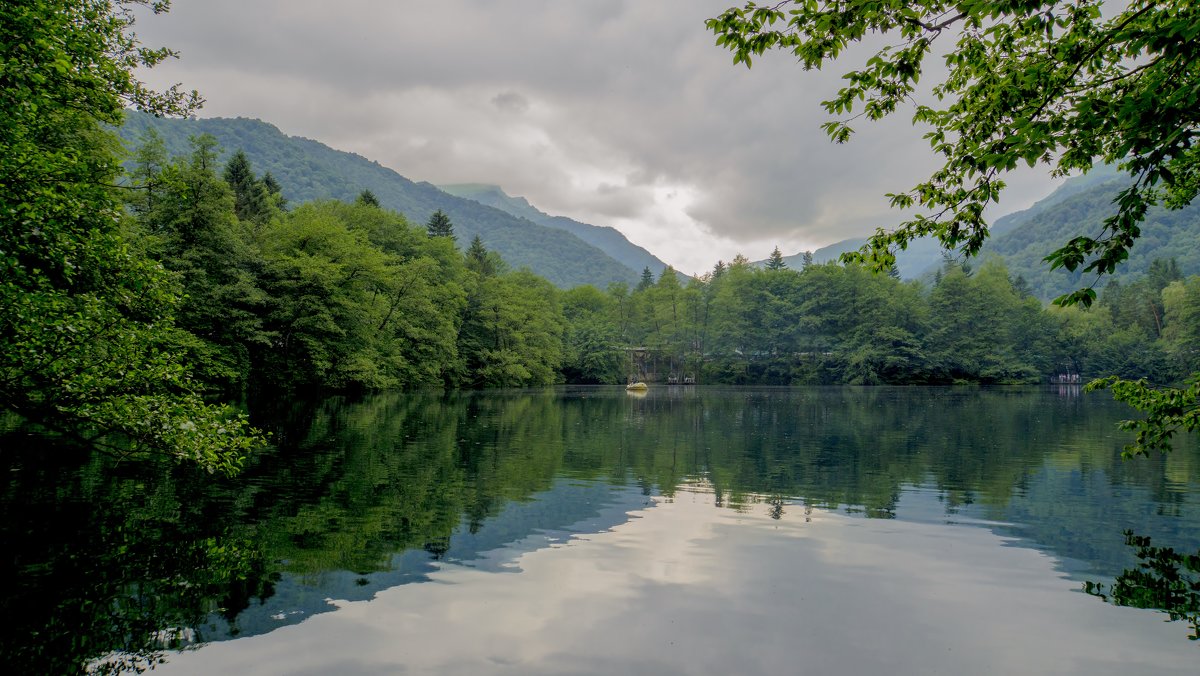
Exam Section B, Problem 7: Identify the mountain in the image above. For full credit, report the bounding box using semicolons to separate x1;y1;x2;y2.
981;167;1200;300
764;235;948;278
774;163;1199;300
439;184;669;277
118;112;639;289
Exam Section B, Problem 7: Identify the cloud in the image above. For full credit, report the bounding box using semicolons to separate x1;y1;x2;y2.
491;91;530;114
133;0;1059;275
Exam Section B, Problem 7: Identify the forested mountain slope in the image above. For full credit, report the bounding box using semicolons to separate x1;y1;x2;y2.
981;170;1200;300
440;183;669;277
118;112;638;289
778;164;1199;300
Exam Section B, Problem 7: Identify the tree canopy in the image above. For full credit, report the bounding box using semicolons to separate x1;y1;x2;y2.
0;0;261;473
708;0;1200;455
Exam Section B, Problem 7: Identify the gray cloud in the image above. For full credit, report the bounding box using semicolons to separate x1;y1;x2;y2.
133;0;1059;274
491;92;530;114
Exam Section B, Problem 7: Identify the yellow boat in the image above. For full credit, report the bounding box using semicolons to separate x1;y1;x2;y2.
625;381;648;391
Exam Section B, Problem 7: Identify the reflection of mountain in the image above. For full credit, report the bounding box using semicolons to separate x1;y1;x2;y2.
198;480;652;642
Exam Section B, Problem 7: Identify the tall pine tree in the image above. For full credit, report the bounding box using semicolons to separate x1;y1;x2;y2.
223;149;271;224
426;209;455;239
766;246;787;270
637;267;655;291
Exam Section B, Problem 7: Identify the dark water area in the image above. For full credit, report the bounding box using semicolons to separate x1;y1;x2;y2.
3;386;1198;674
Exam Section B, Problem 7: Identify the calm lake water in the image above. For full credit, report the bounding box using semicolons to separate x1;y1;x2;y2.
4;386;1199;674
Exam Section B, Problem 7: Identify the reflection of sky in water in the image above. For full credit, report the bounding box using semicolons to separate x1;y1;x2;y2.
166;478;1198;675
202;480;655;641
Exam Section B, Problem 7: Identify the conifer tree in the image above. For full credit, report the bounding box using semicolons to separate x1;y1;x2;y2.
357;189;380;207
426;209;455;239
466;235;501;277
223;149;270;224
766;246;787;270
801;251;814;269
261;172;287;210
637;267;655;291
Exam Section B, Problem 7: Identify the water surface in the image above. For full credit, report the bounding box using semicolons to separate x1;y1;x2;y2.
3;386;1198;674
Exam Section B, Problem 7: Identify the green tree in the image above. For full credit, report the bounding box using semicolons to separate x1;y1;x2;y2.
1161;277;1200;376
138;135;269;393
357;189;380;207
465;234;505;278
261;171;287;211
223;149;271;225
637;266;655;291
0;0;261;473
254;203;396;390
426;209;455;240
766;246;787;271
560;286;623;384
128;127;169;219
709;0;1200;454
458;271;564;388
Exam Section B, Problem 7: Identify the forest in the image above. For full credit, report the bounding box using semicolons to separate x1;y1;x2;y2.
5;0;1199;476
121;131;1200;394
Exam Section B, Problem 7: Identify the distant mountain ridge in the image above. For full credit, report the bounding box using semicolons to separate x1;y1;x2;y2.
978;167;1200;300
439;183;669;277
118;111;639;289
775;164;1199;300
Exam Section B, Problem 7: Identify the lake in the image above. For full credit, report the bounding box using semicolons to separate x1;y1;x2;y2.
3;386;1199;674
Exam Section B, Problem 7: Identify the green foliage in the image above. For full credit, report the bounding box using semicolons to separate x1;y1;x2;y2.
458;270;564;388
765;246;787;271
560;286;623;384
356;188;380;207
555;255;1200;388
0;0;262;473
425;208;455;240
253;202;467;391
1088;376;1200;459
125;128;572;395
710;1;1200;299
223;149;272;224
709;0;1200;450
636;266;655;291
118;112;640;289
132;134;270;393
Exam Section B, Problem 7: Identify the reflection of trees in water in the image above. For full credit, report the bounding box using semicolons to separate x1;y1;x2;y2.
5;387;1200;671
0;434;278;675
1084;531;1200;641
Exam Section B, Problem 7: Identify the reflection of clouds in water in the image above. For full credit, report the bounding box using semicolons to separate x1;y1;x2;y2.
158;494;1196;676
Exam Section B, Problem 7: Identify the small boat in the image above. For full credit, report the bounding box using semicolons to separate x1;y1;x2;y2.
625;381;648;391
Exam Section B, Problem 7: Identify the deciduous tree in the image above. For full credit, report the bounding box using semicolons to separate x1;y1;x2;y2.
708;0;1200;453
0;0;261;473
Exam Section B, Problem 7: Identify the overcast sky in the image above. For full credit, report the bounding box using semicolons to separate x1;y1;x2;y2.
133;0;1060;275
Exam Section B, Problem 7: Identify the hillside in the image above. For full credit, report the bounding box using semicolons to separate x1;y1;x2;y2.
776;163;1199;300
440;183;669;277
118;112;639;289
982;169;1200;300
